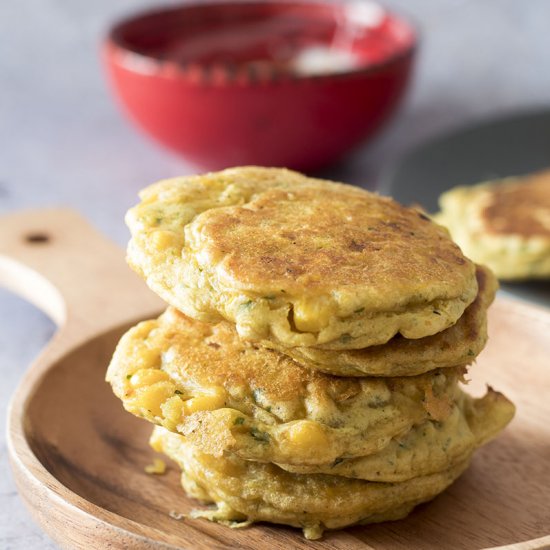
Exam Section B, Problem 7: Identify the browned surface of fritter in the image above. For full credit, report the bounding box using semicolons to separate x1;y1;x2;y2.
196;185;474;297
283;264;498;376
482;169;550;237
127;308;457;404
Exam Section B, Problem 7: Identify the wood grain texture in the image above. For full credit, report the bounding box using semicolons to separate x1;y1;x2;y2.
1;209;549;550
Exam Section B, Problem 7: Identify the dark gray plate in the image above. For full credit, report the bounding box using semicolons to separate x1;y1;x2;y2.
380;108;550;307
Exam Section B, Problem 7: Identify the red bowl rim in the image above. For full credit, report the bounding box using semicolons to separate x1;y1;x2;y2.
105;0;418;84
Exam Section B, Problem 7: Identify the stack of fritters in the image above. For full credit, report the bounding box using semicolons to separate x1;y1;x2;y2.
107;167;515;540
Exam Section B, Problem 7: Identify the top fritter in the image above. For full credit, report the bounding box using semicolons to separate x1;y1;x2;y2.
126;167;477;349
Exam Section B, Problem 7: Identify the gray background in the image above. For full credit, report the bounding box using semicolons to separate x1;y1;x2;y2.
1;1;549;547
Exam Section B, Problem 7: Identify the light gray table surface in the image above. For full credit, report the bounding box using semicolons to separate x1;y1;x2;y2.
1;1;550;548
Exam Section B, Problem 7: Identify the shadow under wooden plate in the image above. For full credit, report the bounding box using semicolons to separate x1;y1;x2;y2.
2;209;549;550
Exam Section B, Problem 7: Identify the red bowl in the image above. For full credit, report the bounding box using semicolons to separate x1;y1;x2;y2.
104;1;417;171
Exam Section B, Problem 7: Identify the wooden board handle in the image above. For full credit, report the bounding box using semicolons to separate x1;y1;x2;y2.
0;208;163;337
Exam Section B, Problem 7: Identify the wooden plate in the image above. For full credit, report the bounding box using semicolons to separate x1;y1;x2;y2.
2;209;549;550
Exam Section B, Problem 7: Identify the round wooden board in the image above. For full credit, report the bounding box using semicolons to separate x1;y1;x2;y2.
2;209;550;549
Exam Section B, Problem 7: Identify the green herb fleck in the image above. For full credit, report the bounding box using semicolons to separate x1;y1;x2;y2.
154;216;163;225
398;442;408;449
263;295;276;300
126;374;132;380
433;310;441;315
240;300;253;310
234;417;245;426
467;349;475;357
331;457;344;467
370;395;388;408
174;389;183;395
354;307;365;314
250;427;270;442
340;333;352;344
265;406;272;413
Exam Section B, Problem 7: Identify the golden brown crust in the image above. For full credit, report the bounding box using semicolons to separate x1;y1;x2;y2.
126;167;478;348
481;169;550;237
436;170;550;279
277;388;515;482
108;307;459;411
195;185;472;296
278;264;497;376
106;309;462;465
151;426;471;539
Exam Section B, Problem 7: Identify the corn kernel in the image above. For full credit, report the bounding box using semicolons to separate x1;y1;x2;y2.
129;368;169;389
285;421;329;453
135;347;162;370
150;230;181;251
149;430;164;453
132;321;156;340
161;395;184;430
293;297;331;332
144;458;166;475
130;381;175;416
182;387;226;415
